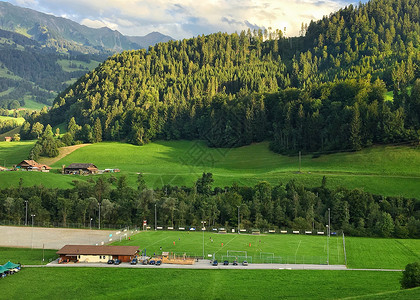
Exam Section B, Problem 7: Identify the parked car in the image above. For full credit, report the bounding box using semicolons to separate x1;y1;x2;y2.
107;259;114;264
212;260;218;266
114;259;121;265
242;261;248;266
149;260;156;265
156;260;162;266
223;260;229;265
130;258;138;265
233;261;238;266
142;259;148;265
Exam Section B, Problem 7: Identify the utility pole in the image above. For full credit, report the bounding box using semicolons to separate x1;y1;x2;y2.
25;200;28;226
98;202;101;230
154;204;157;230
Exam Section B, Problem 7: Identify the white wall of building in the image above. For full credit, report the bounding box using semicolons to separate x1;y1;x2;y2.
78;255;112;262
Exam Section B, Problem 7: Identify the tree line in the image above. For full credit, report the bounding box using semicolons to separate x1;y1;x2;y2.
0;173;419;238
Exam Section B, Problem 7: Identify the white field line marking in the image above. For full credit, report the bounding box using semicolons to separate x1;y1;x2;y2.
214;235;238;254
143;236;169;250
295;240;302;256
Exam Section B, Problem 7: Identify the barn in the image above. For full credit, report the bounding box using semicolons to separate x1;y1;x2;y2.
57;245;139;263
63;163;98;175
16;160;51;172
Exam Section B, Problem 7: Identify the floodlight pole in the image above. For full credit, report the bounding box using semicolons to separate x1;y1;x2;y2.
90;218;93;230
155;204;157;231
326;224;329;265
98;202;101;230
25;200;28;226
328;208;331;237
201;221;206;259
237;206;240;234
31;214;35;249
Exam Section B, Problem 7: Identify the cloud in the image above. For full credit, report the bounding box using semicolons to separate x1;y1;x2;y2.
6;0;359;39
80;18;119;30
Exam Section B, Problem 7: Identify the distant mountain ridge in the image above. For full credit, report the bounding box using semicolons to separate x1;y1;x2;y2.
0;1;173;54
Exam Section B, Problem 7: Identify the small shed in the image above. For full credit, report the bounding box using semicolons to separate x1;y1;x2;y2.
57;245;139;263
4;136;12;142
64;163;98;175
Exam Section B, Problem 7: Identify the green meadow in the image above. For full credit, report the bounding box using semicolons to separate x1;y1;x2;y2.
1;140;420;198
1;267;415;300
0;115;25;125
0;247;57;265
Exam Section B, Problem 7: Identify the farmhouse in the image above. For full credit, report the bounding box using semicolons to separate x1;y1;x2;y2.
16;160;51;172
64;163;98;175
57;245;139;263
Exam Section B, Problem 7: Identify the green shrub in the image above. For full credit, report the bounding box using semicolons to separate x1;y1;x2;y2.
401;262;420;289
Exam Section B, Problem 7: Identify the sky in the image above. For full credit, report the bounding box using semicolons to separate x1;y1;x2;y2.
7;0;364;39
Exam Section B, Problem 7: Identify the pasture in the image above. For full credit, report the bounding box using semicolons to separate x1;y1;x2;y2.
1;267;413;300
0;140;420;198
0;115;25;125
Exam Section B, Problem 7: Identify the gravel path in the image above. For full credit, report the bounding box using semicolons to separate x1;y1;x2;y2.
0;226;117;249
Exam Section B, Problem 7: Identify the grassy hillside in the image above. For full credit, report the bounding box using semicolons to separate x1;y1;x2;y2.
0;115;25;125
1;140;420;197
1;268;408;300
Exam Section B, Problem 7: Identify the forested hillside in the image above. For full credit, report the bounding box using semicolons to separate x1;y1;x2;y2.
28;0;420;154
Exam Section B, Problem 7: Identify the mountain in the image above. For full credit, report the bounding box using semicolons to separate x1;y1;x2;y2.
0;27;106;109
29;0;420;154
0;1;174;109
0;1;173;54
127;32;173;49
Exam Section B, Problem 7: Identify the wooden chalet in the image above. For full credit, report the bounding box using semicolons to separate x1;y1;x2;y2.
16;160;51;172
57;245;139;263
64;163;98;175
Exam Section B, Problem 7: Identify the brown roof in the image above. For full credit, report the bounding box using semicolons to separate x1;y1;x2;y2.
57;245;139;256
64;163;98;170
17;160;51;170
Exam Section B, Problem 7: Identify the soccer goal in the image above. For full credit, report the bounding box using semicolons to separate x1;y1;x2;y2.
227;250;247;259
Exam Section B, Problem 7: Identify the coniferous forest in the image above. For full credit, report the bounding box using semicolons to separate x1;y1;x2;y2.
22;0;420;155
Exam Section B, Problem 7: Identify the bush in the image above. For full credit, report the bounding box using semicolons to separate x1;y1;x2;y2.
400;262;420;289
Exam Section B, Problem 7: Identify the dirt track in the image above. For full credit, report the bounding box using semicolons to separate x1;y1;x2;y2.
0;226;117;249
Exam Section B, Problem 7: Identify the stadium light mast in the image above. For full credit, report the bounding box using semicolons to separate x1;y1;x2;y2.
31;214;35;249
98;202;101;230
24;200;28;226
328;208;331;237
237;206;240;234
201;220;206;259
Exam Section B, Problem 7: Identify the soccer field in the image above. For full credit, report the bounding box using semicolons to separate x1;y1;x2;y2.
112;230;344;265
